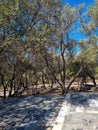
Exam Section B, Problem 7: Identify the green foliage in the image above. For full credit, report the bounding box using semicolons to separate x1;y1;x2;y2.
78;44;98;64
87;0;98;26
0;0;98;97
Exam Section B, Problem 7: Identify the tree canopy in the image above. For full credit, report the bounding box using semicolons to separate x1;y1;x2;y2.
0;0;98;97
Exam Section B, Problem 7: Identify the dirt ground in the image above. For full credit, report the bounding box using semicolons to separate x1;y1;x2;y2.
0;80;98;97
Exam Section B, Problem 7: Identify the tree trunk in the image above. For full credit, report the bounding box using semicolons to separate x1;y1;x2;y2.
25;72;28;88
9;81;13;97
61;85;65;95
0;73;7;98
12;73;23;97
50;78;54;89
66;67;83;94
4;87;6;98
42;74;46;89
44;55;66;94
89;75;96;86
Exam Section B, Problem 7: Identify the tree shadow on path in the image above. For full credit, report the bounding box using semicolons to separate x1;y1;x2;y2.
0;96;65;130
68;92;98;111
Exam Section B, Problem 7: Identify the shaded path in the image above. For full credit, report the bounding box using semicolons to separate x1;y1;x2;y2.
0;96;65;130
62;93;98;130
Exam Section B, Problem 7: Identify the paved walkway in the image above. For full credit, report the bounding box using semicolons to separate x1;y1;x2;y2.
0;93;98;130
62;93;98;130
0;96;65;130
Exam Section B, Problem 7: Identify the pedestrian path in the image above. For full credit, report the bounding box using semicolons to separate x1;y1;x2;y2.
0;93;98;130
63;112;98;130
52;92;98;130
0;96;65;130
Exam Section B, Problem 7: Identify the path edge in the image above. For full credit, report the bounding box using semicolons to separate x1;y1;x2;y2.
52;93;71;130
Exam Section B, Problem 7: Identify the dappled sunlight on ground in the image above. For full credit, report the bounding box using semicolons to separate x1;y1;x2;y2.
62;92;98;130
0;96;64;130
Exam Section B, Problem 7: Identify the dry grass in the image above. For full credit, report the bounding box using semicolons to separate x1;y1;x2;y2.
0;80;98;97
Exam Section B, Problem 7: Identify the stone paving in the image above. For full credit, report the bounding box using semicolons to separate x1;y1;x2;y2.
62;93;98;130
1;93;98;130
0;96;65;130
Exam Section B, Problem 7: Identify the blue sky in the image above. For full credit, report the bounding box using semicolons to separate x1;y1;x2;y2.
62;0;94;8
62;0;95;52
62;0;95;42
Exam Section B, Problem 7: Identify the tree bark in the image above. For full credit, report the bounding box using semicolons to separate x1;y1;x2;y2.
44;55;66;94
66;67;83;94
89;75;96;86
4;87;6;98
0;73;6;98
41;74;46;89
